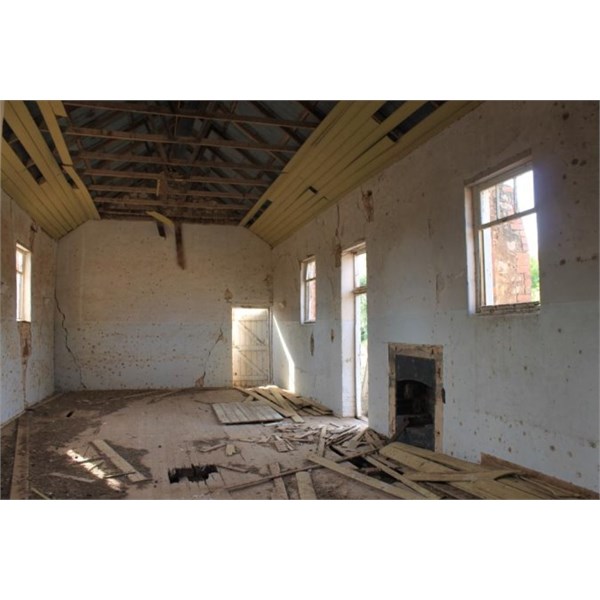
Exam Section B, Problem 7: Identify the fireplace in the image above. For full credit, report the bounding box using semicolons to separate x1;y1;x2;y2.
388;344;443;451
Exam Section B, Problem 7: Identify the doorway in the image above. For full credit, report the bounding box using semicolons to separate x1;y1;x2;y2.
231;307;271;387
341;243;368;419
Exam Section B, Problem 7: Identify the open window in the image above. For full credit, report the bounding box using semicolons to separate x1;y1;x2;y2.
469;161;540;314
16;243;32;322
300;256;316;323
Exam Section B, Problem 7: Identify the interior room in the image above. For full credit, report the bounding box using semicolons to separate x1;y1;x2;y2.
1;99;598;500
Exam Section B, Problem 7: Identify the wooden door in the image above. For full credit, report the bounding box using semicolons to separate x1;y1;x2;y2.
232;307;271;387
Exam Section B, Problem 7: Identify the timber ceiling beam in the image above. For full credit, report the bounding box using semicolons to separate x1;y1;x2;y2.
251;101;306;146
87;183;260;200
64;126;299;153
81;168;271;187
72;150;283;173
92;197;249;210
63;101;319;129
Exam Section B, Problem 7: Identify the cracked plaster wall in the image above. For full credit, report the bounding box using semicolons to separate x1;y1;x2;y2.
0;191;57;423
272;101;599;491
54;220;272;390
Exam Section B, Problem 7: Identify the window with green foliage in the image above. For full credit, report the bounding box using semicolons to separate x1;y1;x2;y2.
470;162;540;312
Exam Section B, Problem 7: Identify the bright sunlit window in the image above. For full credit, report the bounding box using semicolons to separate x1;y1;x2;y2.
16;244;32;322
470;162;540;313
301;257;316;323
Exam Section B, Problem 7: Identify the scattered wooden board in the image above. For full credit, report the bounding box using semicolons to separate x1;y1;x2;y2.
269;463;289;499
91;439;148;483
31;487;51;500
9;413;30;500
49;472;95;484
364;456;440;499
296;471;318;500
222;448;377;493
403;469;517;483
308;454;424;500
212;401;284;424
380;443;539;500
198;442;227;453
317;426;327;456
225;444;238;456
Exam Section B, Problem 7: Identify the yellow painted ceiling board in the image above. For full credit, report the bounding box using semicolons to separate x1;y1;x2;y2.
37;101;100;220
5;101;86;225
2;143;71;235
1;168;64;238
252;105;382;234
239;101;355;227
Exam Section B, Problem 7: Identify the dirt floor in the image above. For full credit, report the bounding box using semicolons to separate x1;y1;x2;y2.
0;388;392;500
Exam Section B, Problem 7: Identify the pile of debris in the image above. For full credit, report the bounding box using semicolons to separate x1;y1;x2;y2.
306;441;590;500
217;440;590;500
235;385;333;422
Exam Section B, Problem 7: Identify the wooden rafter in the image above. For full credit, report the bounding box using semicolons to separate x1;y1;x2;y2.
92;197;248;210
81;168;271;187
251;101;306;146
72;150;283;173
64;126;299;153
63;100;319;129
87;184;260;200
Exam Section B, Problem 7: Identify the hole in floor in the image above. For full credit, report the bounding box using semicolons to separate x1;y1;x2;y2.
168;464;217;484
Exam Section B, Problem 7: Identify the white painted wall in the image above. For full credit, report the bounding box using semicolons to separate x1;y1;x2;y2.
272;101;599;491
0;191;57;423
54;220;272;390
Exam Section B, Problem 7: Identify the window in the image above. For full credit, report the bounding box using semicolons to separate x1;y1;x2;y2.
16;244;32;322
301;257;316;323
470;162;540;313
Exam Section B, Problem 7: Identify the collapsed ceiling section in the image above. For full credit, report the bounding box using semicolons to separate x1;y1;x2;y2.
1;100;480;244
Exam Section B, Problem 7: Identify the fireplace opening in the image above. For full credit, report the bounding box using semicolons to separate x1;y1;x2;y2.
393;352;438;450
395;379;435;449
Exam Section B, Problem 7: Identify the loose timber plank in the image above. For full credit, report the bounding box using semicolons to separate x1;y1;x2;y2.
49;472;95;484
9;413;30;500
91;439;148;483
296;471;318;500
223;448;377;493
269;463;289;499
364;456;440;499
308;454;424;500
212;401;283;424
380;443;538;500
317;426;327;456
480;453;597;499
402;469;517;483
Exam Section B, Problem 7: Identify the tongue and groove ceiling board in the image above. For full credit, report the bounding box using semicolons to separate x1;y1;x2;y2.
1;100;99;239
243;100;481;246
1;100;480;243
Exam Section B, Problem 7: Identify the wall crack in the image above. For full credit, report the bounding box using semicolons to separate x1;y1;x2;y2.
196;325;225;387
55;291;87;389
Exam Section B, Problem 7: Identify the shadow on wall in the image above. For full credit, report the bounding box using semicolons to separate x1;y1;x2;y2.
273;316;295;393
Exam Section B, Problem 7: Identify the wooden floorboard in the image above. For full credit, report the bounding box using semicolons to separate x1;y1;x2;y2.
212;401;283;424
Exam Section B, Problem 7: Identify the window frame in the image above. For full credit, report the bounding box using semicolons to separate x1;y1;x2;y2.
470;160;540;316
300;256;316;324
16;243;32;322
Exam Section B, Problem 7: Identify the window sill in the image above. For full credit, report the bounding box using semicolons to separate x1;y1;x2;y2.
301;320;316;325
476;302;540;316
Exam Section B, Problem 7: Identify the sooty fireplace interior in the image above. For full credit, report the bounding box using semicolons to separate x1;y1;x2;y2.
395;354;436;450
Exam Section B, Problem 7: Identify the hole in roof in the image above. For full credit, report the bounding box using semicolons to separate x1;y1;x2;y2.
386;101;446;142
245;199;272;227
372;101;406;124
